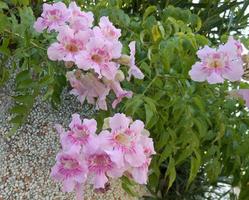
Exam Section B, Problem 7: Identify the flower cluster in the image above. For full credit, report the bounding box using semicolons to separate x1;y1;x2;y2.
189;37;244;84
52;113;155;199
34;2;144;110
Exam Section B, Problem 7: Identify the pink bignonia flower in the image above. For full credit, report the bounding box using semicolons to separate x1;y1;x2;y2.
34;2;71;32
93;16;121;41
99;113;147;168
55;113;97;153
85;137;125;189
50;151;88;200
47;25;92;62
66;71;110;110
68;2;94;31
127;41;145;81
189;37;244;84
75;37;120;80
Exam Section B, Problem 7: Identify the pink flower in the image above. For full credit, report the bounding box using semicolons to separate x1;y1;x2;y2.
51;151;88;199
66;71;110;110
99;113;147;168
34;2;71;32
68;2;94;31
189;39;244;84
47;26;91;62
75;38;119;80
127;41;144;81
104;78;133;108
236;89;249;107
85;137;124;188
93;16;121;41
55;113;97;153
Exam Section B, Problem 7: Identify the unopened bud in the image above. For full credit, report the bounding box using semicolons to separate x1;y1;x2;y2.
115;70;125;82
142;129;150;136
65;61;74;68
102;117;110;129
74;69;82;80
243;54;249;64
114;55;130;66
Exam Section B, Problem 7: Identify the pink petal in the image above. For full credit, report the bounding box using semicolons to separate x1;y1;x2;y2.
69;113;82;130
197;45;216;60
130;120;144;136
47;43;64;61
93;173;108;188
33;17;45;32
101;62;118;80
222;59;244;81
62;179;75;192
189;62;209;82
105;149;124;167
109;113;131;131
207;71;224;84
131;165;148;184
124;145;146;167
83;119;97;135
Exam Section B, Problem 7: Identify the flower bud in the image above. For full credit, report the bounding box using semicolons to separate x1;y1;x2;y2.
65;61;74;68
115;70;125;82
142;129;150;136
74;69;82;80
102;117;110;129
114;55;130;66
242;54;249;64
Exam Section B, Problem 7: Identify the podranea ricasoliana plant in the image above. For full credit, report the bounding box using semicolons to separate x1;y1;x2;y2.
34;1;144;110
34;2;154;199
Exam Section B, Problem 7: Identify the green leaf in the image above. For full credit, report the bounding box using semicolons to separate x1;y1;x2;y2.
10;105;28;114
16;70;30;84
10;114;25;124
143;6;157;21
0;38;10;55
121;176;138;197
165;156;176;190
186;150;201;189
159;145;172;165
0;2;9;9
0;13;9;33
12;95;34;105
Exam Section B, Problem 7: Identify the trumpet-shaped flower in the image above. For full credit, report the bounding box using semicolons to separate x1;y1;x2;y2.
99;113;147;168
66;71;109;110
50;151;88;198
34;2;70;32
93;16;121;41
47;26;91;62
104;78;133;108
189;37;244;84
68;2;94;31
55;113;97;153
75;38;120;80
127;41;144;81
86;137;124;188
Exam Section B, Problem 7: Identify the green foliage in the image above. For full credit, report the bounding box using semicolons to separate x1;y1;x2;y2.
1;0;249;199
